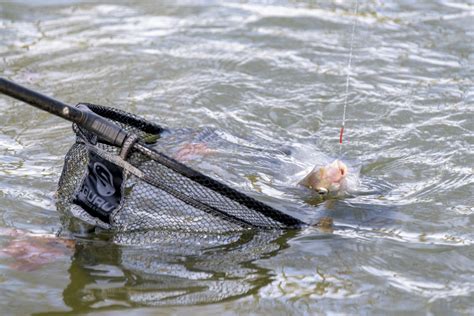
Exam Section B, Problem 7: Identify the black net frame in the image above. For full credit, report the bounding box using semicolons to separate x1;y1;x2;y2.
57;103;306;233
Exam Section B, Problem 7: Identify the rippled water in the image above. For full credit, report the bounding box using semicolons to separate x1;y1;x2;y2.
0;1;473;314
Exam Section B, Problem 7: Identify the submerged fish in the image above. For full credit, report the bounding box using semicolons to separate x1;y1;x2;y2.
154;128;357;198
0;227;74;271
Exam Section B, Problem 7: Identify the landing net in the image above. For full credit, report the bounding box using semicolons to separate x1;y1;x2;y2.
56;104;305;233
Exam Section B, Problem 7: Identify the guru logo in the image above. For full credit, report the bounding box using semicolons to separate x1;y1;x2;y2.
93;162;115;197
75;152;123;222
78;185;115;213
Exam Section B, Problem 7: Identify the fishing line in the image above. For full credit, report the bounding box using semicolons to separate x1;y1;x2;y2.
339;0;359;148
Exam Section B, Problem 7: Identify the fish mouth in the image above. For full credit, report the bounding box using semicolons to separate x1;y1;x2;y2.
316;187;328;195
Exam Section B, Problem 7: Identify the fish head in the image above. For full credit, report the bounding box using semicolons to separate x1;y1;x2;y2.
300;159;348;195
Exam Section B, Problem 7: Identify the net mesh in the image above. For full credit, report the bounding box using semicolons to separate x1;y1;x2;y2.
57;103;305;233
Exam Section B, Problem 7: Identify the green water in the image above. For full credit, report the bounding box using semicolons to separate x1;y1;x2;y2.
0;1;473;315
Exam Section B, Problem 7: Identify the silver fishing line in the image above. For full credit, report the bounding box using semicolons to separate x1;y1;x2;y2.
339;0;359;150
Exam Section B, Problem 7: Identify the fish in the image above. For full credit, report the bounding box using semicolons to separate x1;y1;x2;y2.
0;227;74;271
174;143;213;161
156;128;355;197
298;159;349;195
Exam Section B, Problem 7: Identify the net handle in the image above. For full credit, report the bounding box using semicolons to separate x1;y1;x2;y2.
0;77;128;147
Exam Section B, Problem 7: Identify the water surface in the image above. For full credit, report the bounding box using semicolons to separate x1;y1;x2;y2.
0;1;473;315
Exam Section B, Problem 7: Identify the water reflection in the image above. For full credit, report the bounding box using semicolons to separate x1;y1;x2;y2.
54;229;294;313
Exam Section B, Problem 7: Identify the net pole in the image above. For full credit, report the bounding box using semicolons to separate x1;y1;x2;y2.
0;77;128;147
